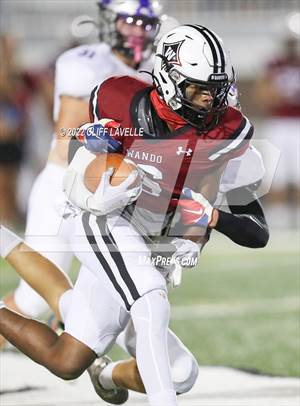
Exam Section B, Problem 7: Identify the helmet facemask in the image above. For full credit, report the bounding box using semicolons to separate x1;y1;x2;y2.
166;67;234;131
98;3;160;64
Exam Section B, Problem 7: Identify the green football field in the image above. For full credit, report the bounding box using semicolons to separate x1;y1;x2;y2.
0;229;299;377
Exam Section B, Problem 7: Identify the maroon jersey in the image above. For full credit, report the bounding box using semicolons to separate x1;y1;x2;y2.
89;76;253;215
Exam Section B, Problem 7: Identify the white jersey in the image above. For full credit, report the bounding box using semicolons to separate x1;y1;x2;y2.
18;43;153;318
53;42;153;122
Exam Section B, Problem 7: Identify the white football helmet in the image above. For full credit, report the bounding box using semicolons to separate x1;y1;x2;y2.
97;0;161;63
153;24;235;130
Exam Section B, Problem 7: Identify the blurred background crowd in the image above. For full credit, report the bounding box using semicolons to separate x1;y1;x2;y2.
0;0;299;230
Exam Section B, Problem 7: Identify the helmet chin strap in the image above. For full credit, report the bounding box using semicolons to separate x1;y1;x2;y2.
180;105;218;132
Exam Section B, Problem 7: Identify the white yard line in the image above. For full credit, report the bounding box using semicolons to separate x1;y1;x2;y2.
1;353;299;406
171;296;299;319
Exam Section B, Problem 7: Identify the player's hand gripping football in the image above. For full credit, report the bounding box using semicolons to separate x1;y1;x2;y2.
63;165;142;216
178;187;214;229
86;166;142;215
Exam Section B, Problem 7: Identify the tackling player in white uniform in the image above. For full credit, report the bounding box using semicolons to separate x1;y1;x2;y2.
1;0;184;403
1;2;200;404
3;0;158;320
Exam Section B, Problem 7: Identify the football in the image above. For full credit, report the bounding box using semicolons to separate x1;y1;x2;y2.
84;153;139;193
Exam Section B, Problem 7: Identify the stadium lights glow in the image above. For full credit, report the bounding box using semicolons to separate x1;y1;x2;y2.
286;11;300;37
152;1;162;13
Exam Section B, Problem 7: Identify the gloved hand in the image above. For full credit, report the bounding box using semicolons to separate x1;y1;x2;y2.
170;237;200;268
78;119;122;153
87;167;142;215
165;260;183;289
227;82;241;109
63;166;142;216
150;237;200;289
178;187;214;228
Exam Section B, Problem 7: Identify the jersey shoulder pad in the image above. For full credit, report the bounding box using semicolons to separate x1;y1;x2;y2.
208;108;254;162
223;107;252;137
89;76;150;122
55;43;109;100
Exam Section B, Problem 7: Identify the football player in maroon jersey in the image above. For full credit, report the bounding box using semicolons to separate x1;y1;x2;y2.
69;24;256;242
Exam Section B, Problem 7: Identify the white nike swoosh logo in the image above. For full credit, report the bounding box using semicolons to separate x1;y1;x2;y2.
184;209;204;216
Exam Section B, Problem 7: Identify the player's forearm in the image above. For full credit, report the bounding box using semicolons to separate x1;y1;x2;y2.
212;185;270;248
212;210;269;248
48;138;71;165
51;95;90;164
180;187;269;248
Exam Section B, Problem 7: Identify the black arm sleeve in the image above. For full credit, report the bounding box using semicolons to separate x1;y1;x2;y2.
214;186;269;248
